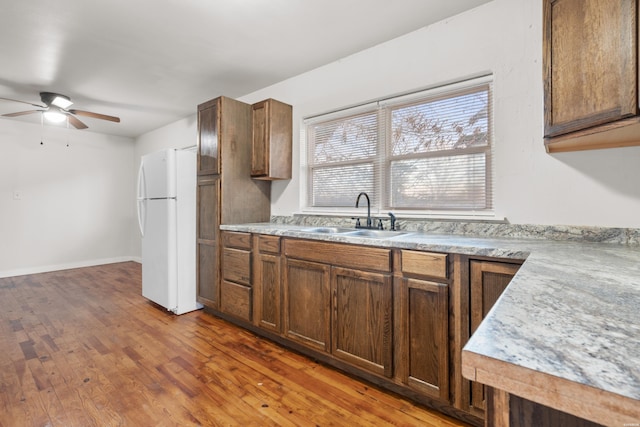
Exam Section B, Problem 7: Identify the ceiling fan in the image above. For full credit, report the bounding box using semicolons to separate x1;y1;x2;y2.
0;92;120;129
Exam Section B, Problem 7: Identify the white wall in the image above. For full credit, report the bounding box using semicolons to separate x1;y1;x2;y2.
9;0;635;274
0;120;136;277
134;114;197;162
236;0;640;228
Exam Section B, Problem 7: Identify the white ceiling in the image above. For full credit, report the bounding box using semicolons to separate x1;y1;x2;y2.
0;0;490;138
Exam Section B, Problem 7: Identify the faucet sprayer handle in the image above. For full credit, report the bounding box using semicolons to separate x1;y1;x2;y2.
387;212;397;231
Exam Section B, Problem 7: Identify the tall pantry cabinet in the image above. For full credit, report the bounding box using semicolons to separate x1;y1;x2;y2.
196;96;271;309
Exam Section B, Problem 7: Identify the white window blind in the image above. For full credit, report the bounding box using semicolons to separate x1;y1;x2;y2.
306;76;493;215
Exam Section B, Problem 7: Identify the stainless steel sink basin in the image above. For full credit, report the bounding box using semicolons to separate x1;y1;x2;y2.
301;226;355;234
343;229;408;239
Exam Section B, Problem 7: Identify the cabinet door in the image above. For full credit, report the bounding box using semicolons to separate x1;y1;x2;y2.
251;99;292;180
254;252;281;332
400;278;449;401
196;176;220;307
283;258;331;352
331;267;393;377
469;260;521;416
251;100;268;177
543;0;638;138
198;99;220;175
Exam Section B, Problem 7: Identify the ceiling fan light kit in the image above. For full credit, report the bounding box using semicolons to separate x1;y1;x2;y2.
43;109;67;123
0;92;120;130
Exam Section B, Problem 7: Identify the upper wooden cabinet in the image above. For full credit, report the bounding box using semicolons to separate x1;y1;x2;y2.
543;0;640;152
251;99;292;180
197;98;220;175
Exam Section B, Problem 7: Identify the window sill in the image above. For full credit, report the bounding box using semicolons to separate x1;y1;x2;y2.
296;209;506;223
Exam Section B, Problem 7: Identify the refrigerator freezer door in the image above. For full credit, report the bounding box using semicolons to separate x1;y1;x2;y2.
141;198;177;311
139;149;177;199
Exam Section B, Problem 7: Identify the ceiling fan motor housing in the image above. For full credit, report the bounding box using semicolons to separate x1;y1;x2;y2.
40;92;72;108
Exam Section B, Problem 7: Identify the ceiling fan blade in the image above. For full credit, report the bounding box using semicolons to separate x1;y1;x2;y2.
2;110;42;117
0;97;46;108
67;114;88;129
69;109;120;123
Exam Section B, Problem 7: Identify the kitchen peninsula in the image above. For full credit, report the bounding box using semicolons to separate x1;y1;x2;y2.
215;222;640;426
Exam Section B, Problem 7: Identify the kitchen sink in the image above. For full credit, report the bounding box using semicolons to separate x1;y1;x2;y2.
343;229;408;239
301;226;355;234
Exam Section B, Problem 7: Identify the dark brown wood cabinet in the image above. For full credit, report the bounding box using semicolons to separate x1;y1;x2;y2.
395;250;450;402
220;231;252;321
253;234;282;332
283;258;331;351
282;238;393;376
466;260;521;418
251;99;292;180
332;267;393;378
198;100;220;175
485;388;604;427
196;96;271;310
196;176;220;306
212;232;527;426
543;0;640;152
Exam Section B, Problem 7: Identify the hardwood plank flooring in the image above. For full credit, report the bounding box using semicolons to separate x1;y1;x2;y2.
0;262;470;427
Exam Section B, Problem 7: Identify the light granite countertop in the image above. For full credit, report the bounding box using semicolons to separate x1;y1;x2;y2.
221;222;640;422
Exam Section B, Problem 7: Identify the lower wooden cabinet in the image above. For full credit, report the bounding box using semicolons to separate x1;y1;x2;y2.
485;387;603;427
332;267;393;377
396;250;451;402
214;233;524;427
220;280;252;321
283;258;331;351
282;238;393;376
220;231;252;322
467;260;522;417
253;235;282;332
399;278;449;400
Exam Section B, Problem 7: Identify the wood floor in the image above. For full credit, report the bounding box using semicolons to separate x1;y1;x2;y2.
0;262;470;427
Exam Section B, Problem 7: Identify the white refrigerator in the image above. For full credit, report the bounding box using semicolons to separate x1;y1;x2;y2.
136;148;202;315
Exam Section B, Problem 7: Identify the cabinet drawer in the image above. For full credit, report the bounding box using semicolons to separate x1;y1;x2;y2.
220;280;252;321
222;231;251;250
222;248;251;285
401;250;448;280
258;235;281;254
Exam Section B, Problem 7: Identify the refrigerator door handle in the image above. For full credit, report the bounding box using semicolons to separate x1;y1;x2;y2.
137;199;146;236
137;160;146;236
137;160;145;200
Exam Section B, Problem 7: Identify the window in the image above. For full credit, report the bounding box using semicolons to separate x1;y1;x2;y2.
305;76;493;216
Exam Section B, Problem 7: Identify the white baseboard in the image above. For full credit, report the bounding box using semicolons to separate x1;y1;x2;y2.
0;257;140;278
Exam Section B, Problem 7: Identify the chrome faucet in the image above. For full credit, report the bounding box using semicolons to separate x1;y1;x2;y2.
355;192;372;228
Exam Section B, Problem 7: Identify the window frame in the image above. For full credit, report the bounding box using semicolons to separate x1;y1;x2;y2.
302;75;495;219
